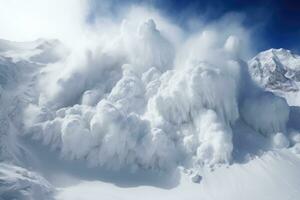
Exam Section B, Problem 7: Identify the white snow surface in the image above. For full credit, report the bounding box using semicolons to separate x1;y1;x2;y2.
55;150;300;200
0;16;300;200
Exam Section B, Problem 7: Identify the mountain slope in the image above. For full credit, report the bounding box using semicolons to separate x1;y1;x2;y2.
0;39;67;200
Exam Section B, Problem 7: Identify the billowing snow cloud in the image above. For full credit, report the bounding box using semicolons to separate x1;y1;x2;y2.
0;0;291;171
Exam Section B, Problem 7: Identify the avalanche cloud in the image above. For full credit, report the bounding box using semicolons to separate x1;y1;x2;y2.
16;9;291;171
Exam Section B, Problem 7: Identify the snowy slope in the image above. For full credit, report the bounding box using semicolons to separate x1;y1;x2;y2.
1;19;300;200
0;39;67;200
0;163;54;200
0;38;67;164
56;150;300;200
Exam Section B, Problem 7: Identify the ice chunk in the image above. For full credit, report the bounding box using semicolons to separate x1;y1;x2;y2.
190;174;202;183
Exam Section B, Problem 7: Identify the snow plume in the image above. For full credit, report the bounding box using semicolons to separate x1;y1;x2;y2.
7;1;289;170
145;60;240;165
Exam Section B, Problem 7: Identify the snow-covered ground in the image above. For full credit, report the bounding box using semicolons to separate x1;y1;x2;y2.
1;10;300;199
55;150;300;200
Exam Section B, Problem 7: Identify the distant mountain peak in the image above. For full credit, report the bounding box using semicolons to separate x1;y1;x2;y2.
248;48;300;92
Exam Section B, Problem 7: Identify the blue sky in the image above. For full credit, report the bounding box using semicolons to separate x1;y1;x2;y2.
89;0;300;52
157;0;300;52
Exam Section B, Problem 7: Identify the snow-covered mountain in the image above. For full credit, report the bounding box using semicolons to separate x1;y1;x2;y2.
1;20;300;200
249;48;300;106
248;48;300;92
